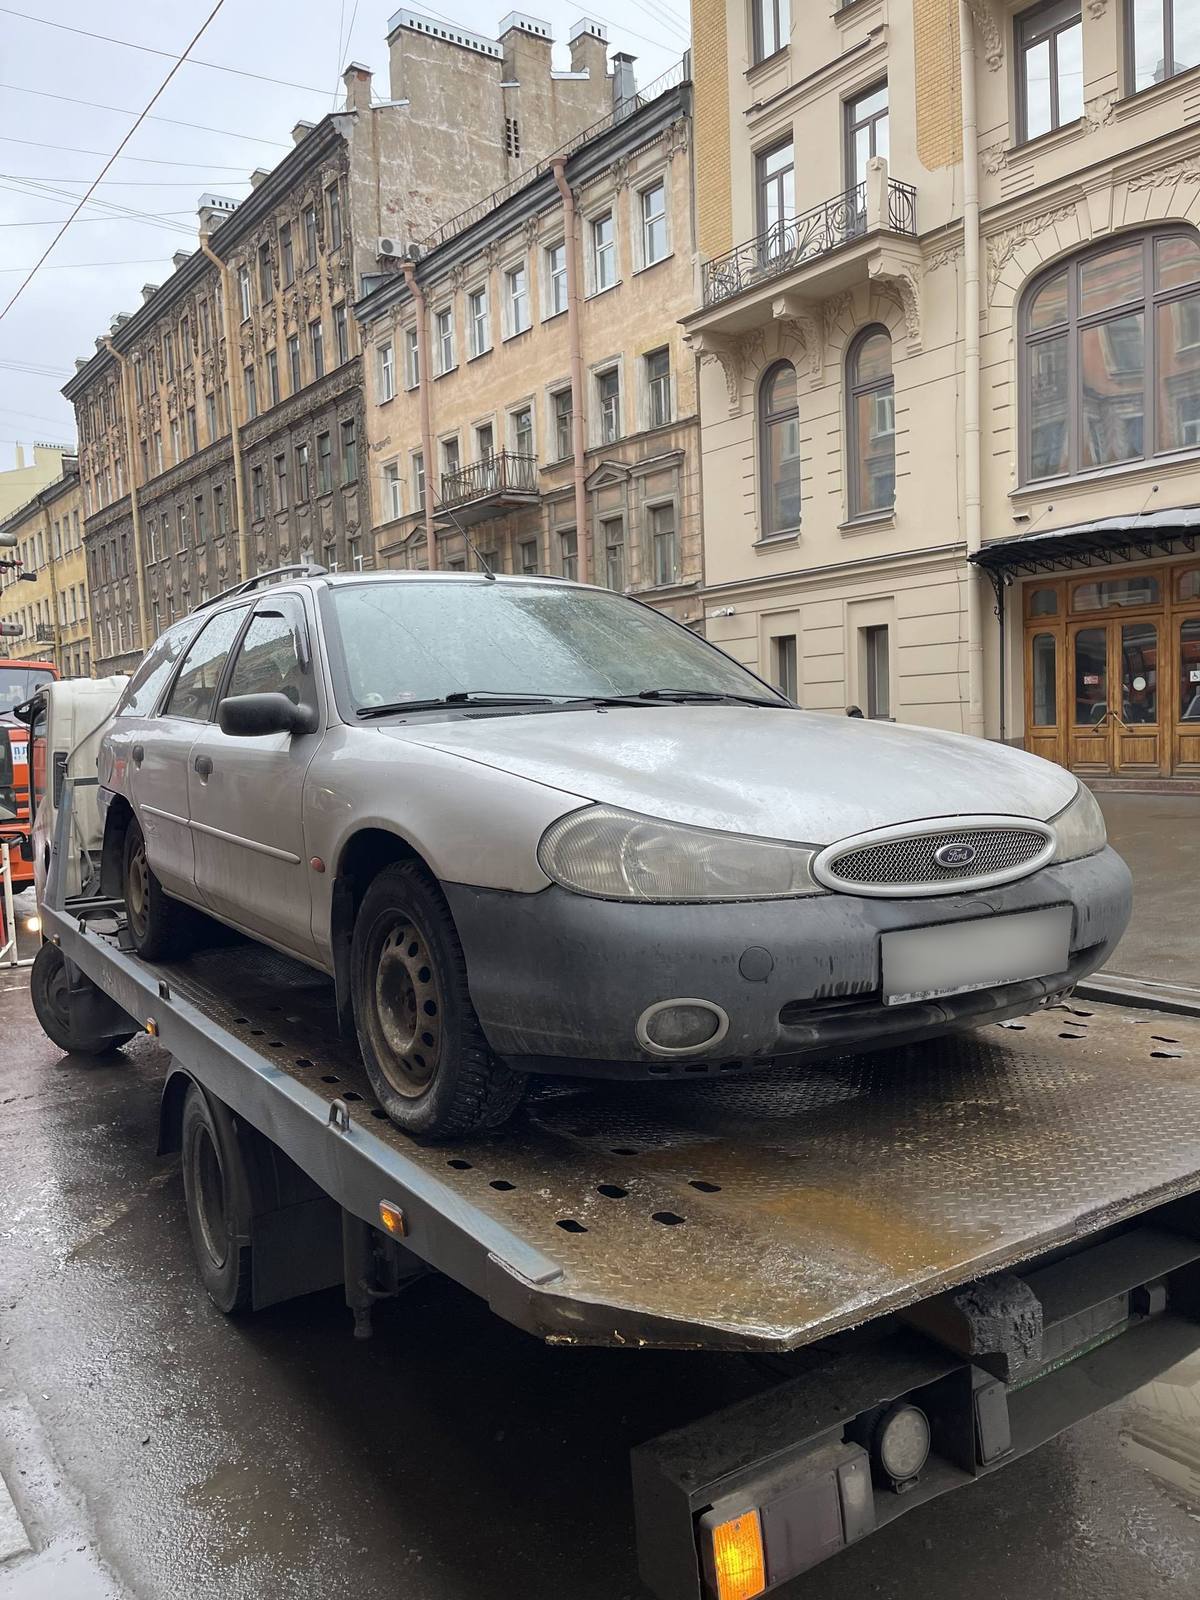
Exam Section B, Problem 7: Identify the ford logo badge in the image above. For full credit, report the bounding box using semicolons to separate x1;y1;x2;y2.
935;842;976;868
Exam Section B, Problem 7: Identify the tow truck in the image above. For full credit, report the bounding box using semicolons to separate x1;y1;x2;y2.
26;774;1200;1600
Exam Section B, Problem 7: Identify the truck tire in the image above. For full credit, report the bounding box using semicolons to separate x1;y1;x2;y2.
123;818;191;960
351;860;526;1138
180;1083;253;1314
30;942;137;1055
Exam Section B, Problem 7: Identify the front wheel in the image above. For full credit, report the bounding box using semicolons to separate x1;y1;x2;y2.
350;861;525;1137
123;818;191;960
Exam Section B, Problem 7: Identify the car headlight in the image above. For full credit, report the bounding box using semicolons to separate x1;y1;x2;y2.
1052;782;1107;863
537;804;825;902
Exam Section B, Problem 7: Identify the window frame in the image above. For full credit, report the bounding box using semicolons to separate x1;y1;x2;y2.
1015;0;1084;143
758;358;802;537
544;240;569;317
468;284;491;357
378;340;396;403
591;210;616;292
505;261;531;336
646;499;679;588
596;365;622;445
638;178;668;268
435;306;455;374
752;0;791;63
645;346;672;430
844;80;889;192
846;324;897;520
1126;0;1200;94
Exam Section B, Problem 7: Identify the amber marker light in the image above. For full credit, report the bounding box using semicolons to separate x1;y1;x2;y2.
379;1200;408;1237
709;1509;766;1600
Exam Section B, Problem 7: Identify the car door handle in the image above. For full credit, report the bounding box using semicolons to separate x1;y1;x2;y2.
194;754;213;779
131;743;144;766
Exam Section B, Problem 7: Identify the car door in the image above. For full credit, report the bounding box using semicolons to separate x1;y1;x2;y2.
137;604;251;899
187;591;323;959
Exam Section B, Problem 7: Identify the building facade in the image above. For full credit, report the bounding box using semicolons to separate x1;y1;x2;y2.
356;69;703;626
61;9;624;675
687;0;1200;780
0;445;73;523
0;463;91;678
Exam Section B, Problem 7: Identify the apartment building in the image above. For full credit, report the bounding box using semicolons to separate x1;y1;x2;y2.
60;10;622;674
356;63;702;620
687;0;1200;781
0;444;73;522
0;463;91;678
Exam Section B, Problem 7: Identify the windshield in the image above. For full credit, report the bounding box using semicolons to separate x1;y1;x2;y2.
0;664;54;718
327;581;784;713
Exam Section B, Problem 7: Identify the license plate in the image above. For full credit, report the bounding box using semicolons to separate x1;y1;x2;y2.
881;906;1073;1007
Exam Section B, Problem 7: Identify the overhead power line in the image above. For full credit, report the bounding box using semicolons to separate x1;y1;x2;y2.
2;173;251;187
0;135;263;171
1;7;334;96
0;177;199;236
0;213;196;228
0;257;172;272
0;82;291;147
0;1;230;324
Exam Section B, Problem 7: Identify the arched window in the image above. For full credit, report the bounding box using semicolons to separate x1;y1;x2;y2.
847;325;895;518
759;360;801;536
1022;227;1200;482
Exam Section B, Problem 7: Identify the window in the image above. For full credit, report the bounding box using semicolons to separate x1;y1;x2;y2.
646;347;671;429
848;327;895;517
772;635;798;701
1129;0;1200;92
512;404;534;457
591;212;615;291
226;600;310;706
163;331;175;382
186;406;198;454
553;387;573;459
194;493;207;542
274;453;288;511
154;432;163;473
546;242;568;315
294;442;310;504
649;503;678;587
506;263;530;335
1017;1;1083;141
756;139;795;256
202;390;216;444
602;516;625;591
170;419;181;465
244;365;258;420
441;435;460;487
334;303;349;365
520;537;538;574
280;222;295;285
862;625;891;719
316;431;332;494
597;367;621;443
115;617;198;717
405;327;420;388
384;461;403;521
1022;229;1200;480
436;307;455;373
214;481;227;535
133;357;144;402
237;264;251;321
177;501;190;549
413;451;426;511
759;360;801;534
251;464;265;521
327;182;343;250
310;318;325;379
378;340;396;403
200;299;212;350
287;333;302;392
267;347;280;407
476;422;494;460
181;317;191;367
258;241;272;301
845;82;889;191
640;180;667;266
505;115;521;157
161;508;171;554
469;286;490;357
341;418;358;484
303;204;318;268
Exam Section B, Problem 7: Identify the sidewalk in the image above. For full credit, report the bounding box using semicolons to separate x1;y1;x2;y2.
1097;791;1200;991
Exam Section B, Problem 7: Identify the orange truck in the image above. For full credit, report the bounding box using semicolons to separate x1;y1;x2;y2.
0;656;59;889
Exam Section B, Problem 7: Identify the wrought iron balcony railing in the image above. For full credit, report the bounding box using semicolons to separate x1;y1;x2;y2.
440;451;539;510
701;177;918;310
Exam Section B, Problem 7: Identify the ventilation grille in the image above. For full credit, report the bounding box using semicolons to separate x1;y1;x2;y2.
826;827;1050;892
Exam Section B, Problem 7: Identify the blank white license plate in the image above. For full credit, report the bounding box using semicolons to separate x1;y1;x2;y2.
881;906;1073;1007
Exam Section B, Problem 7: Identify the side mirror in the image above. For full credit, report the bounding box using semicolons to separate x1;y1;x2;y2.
217;692;318;739
19;835;34;863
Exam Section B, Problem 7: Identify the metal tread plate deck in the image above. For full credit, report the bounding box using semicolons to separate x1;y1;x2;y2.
52;912;1200;1353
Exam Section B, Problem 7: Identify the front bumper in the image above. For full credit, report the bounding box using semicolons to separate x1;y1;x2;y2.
444;846;1132;1078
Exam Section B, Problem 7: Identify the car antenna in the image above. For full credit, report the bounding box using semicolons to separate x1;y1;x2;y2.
429;485;496;581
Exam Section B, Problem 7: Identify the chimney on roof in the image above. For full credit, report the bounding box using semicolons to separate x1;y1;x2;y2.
611;50;637;110
569;16;608;77
140;283;159;305
197;192;239;235
342;61;372;114
172;250;190;270
249;168;272;188
291;119;315;145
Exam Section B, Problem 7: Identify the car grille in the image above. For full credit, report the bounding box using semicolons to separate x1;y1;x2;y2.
825;827;1051;893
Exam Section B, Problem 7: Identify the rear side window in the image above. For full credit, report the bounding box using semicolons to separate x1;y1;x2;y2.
163;605;250;722
116;618;202;717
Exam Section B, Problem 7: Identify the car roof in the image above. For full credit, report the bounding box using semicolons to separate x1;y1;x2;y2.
193;569;591;619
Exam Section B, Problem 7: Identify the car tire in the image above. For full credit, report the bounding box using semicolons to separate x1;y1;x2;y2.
180;1084;253;1315
123;818;191;961
30;942;137;1055
351;860;526;1138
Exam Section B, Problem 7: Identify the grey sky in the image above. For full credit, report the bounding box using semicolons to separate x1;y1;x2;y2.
0;0;689;471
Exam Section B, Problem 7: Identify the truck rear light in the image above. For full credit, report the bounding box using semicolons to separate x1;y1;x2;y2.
705;1509;765;1600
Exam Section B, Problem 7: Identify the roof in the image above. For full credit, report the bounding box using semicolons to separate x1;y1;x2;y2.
971;505;1200;575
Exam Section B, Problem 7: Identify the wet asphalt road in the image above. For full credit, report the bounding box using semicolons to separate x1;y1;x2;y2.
3;944;1200;1599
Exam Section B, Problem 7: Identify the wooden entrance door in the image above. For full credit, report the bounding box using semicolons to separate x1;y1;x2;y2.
1067;619;1163;775
1173;612;1200;773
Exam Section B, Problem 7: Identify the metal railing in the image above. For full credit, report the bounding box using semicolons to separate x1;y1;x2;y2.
440;451;539;508
701;177;917;309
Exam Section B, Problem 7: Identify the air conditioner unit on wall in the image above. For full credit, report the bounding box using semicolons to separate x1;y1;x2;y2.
377;237;402;259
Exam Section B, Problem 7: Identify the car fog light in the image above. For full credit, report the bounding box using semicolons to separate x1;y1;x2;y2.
874;1402;931;1485
636;998;729;1056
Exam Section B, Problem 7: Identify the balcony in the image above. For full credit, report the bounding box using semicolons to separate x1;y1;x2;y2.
34;623;53;644
438;452;540;527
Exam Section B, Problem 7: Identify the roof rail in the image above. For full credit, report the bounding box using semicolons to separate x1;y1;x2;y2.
193;562;329;612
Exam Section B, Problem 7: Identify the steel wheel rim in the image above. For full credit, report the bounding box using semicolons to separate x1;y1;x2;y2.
374;917;441;1098
45;953;71;1028
127;838;150;939
193;1124;229;1270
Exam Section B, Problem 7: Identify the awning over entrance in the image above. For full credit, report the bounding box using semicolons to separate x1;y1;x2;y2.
971;507;1200;577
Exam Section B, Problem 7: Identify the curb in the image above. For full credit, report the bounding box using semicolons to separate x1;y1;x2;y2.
1075;973;1200;1019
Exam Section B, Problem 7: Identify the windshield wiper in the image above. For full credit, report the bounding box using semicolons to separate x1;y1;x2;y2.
628;689;785;707
357;691;559;719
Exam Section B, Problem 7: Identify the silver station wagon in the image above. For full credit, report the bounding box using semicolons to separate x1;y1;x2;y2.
96;568;1131;1137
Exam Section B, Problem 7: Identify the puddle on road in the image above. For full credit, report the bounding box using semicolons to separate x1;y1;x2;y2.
1121;1352;1200;1519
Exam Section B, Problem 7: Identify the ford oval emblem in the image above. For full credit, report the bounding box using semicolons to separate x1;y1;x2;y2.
935;842;976;868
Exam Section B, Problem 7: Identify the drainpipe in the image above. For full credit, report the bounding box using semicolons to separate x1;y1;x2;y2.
101;337;150;656
199;232;251;587
959;0;985;738
402;258;437;569
553;158;589;584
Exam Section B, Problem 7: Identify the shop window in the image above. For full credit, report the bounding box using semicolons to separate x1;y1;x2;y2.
1028;585;1059;615
1071;574;1161;610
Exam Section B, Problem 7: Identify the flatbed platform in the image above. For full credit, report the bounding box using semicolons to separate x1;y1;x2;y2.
56;910;1200;1353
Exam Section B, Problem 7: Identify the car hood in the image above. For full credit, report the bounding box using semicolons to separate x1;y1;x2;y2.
383;706;1079;845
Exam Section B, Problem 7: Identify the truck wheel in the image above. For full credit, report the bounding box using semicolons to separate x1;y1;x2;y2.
30;942;136;1055
123;818;190;960
351;861;526;1138
180;1084;253;1314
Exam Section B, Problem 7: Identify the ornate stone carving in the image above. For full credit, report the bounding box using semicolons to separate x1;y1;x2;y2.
610;155;631;192
778;315;823;379
449;263;468;292
872;265;922;349
666;118;690;163
822;290;854;347
964;0;1004;70
685;331;743;413
521;214;540;246
1083;90;1118;130
1086;0;1107;15
927;240;965;271
1128;157;1200;190
484;240;502;269
739;328;766;377
981;140;1008;176
985;202;1078;300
